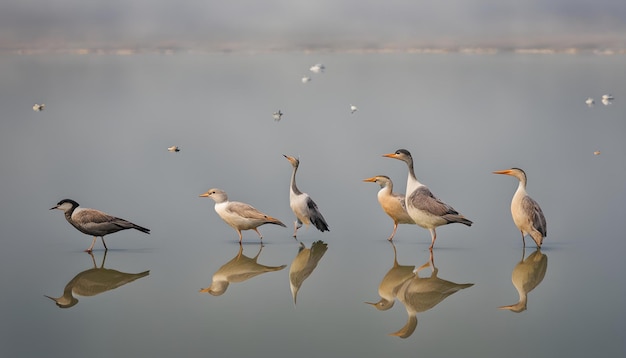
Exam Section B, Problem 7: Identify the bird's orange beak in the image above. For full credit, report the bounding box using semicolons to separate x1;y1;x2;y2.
199;192;209;197
492;169;513;176
362;177;377;182
382;153;398;159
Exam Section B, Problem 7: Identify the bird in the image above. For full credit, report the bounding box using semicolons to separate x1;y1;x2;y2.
363;175;414;241
167;145;180;152
50;199;150;252
283;155;329;237
309;63;325;73
601;94;614;101
200;244;286;296
383;149;472;249
585;97;595;106
45;251;149;308
350;104;358;114
289;240;328;304
493;168;547;248
273;110;283;122
499;248;548;312
33;103;45;111
301;76;311;84
199;188;286;242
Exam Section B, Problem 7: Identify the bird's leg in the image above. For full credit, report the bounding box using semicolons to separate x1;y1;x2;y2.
253;228;263;240
428;229;437;250
520;232;526;247
86;236;97;252
237;230;243;243
388;222;398;241
100;236;108;251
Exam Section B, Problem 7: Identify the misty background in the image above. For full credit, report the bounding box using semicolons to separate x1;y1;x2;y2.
1;0;625;52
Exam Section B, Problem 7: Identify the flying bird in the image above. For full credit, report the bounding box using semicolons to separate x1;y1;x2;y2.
50;199;150;252
273;110;283;122
167;146;180;152
309;63;325;73
383;149;472;249
493;168;547;248
283;155;329;237
33;103;45;111
350;104;358;114
301;76;312;84
363;175;414;241
199;188;286;242
585;97;595;106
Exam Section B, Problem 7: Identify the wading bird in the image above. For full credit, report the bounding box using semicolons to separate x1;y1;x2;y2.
383;149;472;249
363;175;414;241
493;168;547;248
50;199;150;252
199;188;286;242
283;155;329;237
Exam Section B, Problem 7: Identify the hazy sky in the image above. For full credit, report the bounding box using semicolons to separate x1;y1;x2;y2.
1;0;625;50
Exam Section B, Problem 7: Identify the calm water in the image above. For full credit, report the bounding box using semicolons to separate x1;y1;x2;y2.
0;52;624;357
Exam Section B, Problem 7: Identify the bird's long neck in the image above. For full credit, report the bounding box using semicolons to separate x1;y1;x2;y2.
405;159;423;194
379;181;393;196
513;180;528;201
290;165;302;195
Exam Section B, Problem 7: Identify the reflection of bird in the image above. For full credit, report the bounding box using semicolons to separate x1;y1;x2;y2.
273;110;283;121
309;63;325;73
350;104;358;114
50;199;150;252
499;248;548;312
493;168;547;248
289;240;328;304
301;76;311;83
365;241;415;311
168;145;180;152
200;244;286;296
383;149;472;249
45;252;149;308
585;97;595;106
33;103;45;111
199;188;286;242
391;251;473;338
363;175;414;241
283;155;329;237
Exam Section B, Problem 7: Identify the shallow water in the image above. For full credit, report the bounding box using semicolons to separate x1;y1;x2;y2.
0;52;624;357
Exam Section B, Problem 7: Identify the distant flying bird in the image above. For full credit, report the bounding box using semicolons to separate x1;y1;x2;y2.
283;155;329;237
273;110;283;122
383;149;472;249
493;168;547;248
168;146;180;152
350;104;358;114
33;103;45;111
593;150;601;156
601;94;614;101
309;64;325;73
363;175;414;241
50;199;150;252
585;98;595;106
301;76;311;84
199;188;286;242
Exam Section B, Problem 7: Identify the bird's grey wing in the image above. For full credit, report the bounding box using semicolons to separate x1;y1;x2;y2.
227;202;270;220
73;209;133;231
392;192;407;210
522;196;547;236
408;186;459;216
306;197;329;231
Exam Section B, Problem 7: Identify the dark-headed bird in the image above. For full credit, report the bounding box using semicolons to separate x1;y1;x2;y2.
383;149;472;249
50;199;150;252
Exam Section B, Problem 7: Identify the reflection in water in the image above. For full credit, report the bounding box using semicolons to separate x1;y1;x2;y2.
390;251;474;338
200;243;286;296
289;240;328;304
45;252;150;308
499;248;548;313
365;241;415;311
